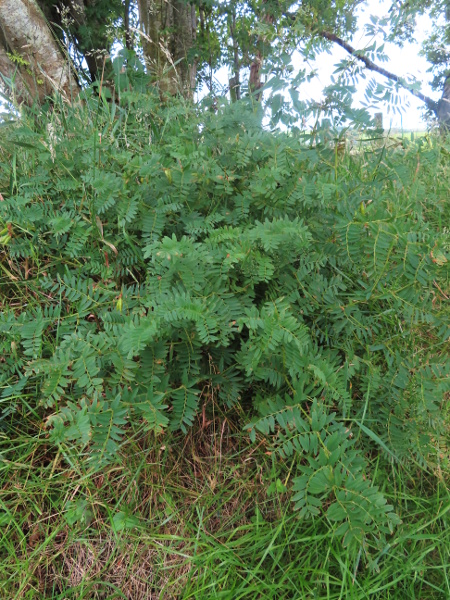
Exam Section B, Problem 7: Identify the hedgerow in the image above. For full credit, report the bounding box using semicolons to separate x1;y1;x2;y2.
0;91;448;554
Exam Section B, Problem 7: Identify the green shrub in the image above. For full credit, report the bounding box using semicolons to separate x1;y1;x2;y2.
0;92;448;553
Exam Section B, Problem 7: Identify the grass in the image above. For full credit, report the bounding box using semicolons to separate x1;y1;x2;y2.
1;404;449;599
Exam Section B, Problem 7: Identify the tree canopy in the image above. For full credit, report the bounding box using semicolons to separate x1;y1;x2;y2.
0;0;449;126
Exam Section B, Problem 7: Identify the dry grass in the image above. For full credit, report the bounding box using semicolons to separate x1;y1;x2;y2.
0;408;279;599
53;537;191;599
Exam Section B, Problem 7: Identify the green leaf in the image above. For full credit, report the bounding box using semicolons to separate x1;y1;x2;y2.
112;510;140;532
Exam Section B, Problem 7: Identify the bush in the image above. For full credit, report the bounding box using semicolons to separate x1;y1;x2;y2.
0;92;448;553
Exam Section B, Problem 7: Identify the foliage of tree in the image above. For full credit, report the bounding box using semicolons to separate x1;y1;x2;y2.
0;1;450;126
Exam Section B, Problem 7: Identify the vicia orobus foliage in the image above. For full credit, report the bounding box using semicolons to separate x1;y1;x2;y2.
0;92;448;552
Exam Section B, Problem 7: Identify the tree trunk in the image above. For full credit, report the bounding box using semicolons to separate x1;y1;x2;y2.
437;75;450;127
0;0;79;104
249;2;274;100
228;5;241;102
0;43;32;105
137;0;196;97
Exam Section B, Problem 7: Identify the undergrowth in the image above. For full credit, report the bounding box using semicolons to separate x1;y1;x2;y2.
0;90;449;598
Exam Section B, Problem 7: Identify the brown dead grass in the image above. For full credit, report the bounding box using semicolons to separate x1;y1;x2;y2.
52;537;191;599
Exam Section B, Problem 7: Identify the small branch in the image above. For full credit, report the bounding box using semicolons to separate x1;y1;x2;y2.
318;30;438;114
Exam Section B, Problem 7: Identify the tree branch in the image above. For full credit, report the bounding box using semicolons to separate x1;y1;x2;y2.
318;30;438;114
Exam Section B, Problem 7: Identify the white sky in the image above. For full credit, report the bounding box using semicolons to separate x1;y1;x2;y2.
295;0;435;130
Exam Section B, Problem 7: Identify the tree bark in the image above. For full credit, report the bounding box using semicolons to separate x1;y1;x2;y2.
249;2;274;100
437;75;450;126
137;0;196;97
0;43;33;104
228;6;241;102
0;0;79;104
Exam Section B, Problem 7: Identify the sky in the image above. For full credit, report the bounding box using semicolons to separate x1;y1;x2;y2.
294;0;436;130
